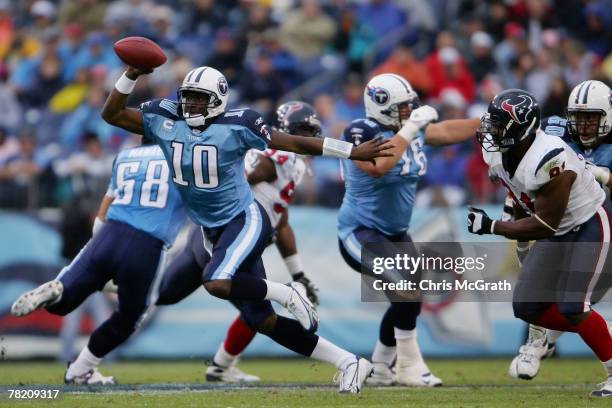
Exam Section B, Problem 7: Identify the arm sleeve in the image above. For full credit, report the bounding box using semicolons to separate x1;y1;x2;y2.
239;109;272;151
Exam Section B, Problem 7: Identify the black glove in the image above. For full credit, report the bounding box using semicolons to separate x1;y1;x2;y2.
467;207;495;235
292;273;319;306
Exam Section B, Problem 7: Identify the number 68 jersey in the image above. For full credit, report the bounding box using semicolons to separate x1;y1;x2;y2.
484;129;605;235
244;148;307;229
106;144;187;245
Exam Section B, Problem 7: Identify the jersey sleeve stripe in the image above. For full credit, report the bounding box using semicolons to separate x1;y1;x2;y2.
535;148;565;174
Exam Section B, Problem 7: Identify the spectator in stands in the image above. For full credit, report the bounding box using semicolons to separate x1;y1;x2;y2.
58;0;107;31
207;29;245;86
0;0;13;60
371;43;433;96
355;0;407;39
28;0;57;41
239;49;284;120
468;31;497;83
582;0;612;58
427;45;476;102
280;0;336;62
64;31;121;82
333;74;366;124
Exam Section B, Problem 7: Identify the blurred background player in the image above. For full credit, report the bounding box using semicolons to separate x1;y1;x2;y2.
508;80;612;380
10;139;187;384
102;64;393;393
155;101;322;383
337;73;480;386
468;89;612;398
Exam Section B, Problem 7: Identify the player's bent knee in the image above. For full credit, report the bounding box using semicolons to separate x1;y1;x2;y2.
560;310;589;325
255;313;277;334
512;302;541;323
204;279;231;299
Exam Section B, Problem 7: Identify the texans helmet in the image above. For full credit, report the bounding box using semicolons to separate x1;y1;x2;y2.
477;89;540;152
275;101;322;138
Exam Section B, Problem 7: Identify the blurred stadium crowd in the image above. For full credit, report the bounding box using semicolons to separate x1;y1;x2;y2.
0;0;611;211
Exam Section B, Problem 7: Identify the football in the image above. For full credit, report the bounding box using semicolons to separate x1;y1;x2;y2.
113;36;167;69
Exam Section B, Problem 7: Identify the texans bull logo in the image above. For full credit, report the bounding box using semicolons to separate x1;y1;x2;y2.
500;94;535;124
367;86;390;106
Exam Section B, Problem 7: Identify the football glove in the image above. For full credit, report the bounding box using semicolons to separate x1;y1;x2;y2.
467;207;495;235
292;273;319;306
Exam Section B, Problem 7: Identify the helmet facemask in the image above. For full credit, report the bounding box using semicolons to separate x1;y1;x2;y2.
381;98;420;129
477;113;531;153
566;108;608;148
177;87;223;127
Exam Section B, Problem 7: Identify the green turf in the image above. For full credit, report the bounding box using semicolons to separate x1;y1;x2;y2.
0;358;609;407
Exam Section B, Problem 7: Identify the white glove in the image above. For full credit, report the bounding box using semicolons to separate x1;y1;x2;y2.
589;164;610;186
397;105;439;143
92;217;105;236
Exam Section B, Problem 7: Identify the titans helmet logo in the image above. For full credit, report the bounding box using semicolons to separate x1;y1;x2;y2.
367;86;390;106
217;77;228;96
501;94;535;124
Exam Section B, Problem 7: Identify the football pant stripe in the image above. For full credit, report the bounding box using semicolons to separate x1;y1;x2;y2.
136;246;169;328
584;206;611;311
213;202;262;280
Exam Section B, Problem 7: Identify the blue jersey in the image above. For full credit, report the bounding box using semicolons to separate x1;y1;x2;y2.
338;118;427;239
106;144;187;245
141;99;271;227
541;116;612;169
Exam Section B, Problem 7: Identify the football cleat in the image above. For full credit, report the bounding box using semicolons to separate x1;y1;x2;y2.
11;280;63;317
334;357;373;394
64;364;116;385
509;325;552;380
591;376;612;397
206;362;261;383
285;282;319;333
366;362;395;386
395;361;443;387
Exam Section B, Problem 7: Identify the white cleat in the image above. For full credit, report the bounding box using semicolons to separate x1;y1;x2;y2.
206;362;261;383
334;357;373;394
285;282;319;333
395;361;443;387
508;325;552;380
11;280;63;317
366;362;395;386
591;376;612;397
64;365;116;385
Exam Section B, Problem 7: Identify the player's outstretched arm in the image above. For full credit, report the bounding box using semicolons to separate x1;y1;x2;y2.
269;129;394;162
425;118;480;146
246;155;277;185
468;171;576;240
101;66;152;135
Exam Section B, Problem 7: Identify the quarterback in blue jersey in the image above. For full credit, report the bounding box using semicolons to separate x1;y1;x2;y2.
337;73;480;387
101;65;393;393
508;80;612;393
10;140;187;385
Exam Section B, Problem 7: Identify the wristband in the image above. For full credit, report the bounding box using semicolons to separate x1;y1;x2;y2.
115;72;137;94
322;137;353;159
397;121;419;143
284;254;304;276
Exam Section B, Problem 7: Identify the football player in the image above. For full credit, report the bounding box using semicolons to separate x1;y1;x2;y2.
11;139;187;384
101;65;393;393
155;101;321;383
338;73;480;387
468;89;612;398
508;80;612;381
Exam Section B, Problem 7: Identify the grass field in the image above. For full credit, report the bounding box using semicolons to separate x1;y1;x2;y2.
0;358;609;407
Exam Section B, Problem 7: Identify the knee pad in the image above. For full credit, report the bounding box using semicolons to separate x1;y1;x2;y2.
203;279;231;298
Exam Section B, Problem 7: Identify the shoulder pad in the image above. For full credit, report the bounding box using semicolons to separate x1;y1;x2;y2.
540;116;570;140
342;118;382;145
140;99;179;120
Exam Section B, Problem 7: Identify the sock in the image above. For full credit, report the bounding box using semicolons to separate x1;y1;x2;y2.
310;336;355;370
213;344;237;368
371;340;396;366
547;329;564;344
228;275;267;300
603;358;612;377
395;327;424;367
265;315;318;356
223;317;257;356
390;302;421;331
67;346;101;377
263;280;292;305
575;310;612;362
379;306;397;347
535;304;577;332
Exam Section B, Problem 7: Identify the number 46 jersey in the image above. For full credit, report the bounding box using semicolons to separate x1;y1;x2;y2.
244;149;307;229
484;128;605;236
106;144;187;245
